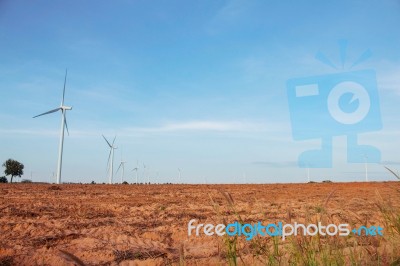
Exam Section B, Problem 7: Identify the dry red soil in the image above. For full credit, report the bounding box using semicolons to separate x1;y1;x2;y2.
0;182;399;265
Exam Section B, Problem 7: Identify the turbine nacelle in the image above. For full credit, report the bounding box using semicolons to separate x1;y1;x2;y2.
61;106;72;111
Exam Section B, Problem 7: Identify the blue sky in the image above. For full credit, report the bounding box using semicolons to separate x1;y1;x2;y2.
0;0;399;183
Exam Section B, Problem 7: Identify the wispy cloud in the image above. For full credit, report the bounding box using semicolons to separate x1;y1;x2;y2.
0;120;274;138
205;0;254;34
377;62;400;94
0;129;59;137
381;160;400;165
252;161;298;168
126;120;269;133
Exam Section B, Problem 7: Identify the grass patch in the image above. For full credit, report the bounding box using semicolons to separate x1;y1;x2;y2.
208;180;400;265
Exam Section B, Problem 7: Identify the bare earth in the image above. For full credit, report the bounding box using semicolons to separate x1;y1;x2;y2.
0;182;399;265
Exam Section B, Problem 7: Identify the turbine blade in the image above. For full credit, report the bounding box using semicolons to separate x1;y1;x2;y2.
62;69;67;106
102;135;112;147
112;135;116;146
116;163;122;174
64;112;69;136
33;107;61;118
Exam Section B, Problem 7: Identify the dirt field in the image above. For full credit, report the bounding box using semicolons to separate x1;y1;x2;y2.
0;182;399;265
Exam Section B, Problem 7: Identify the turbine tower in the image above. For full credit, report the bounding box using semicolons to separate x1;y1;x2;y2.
178;168;181;184
33;69;72;184
103;135;117;184
147;165;150;184
363;154;368;182
143;163;146;184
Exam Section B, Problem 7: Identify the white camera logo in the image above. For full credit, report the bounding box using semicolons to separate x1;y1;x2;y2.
327;81;370;125
287;55;382;168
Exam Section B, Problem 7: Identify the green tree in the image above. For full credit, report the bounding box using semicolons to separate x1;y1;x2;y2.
0;176;8;183
2;159;24;183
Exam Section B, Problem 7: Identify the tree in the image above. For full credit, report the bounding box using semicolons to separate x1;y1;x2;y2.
0;176;8;183
2;159;24;183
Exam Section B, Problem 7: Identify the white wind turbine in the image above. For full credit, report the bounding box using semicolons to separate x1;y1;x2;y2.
132;167;138;183
116;152;127;183
33;69;72;184
131;160;139;184
143;163;147;184
363;154;368;182
147;165;150;183
103;135;117;184
178;168;181;184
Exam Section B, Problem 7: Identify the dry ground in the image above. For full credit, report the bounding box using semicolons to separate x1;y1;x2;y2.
0;182;399;265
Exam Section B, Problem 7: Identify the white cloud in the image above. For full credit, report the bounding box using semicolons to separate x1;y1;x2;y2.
376;62;400;94
0;129;59;137
205;0;253;34
126;120;269;133
0;120;282;138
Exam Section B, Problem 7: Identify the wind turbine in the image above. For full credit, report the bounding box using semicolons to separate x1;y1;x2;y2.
103;135;117;184
131;160;139;184
116;157;127;183
33;69;71;184
363;154;368;182
178;168;181;184
147;165;150;184
116;149;127;183
131;168;139;183
143;163;146;184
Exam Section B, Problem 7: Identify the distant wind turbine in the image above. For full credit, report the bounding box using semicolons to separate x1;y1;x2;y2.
131;168;138;183
363;154;368;182
116;152;127;184
116;162;126;183
304;162;311;183
33;69;72;184
143;163;147;184
147;165;150;183
178;168;181;184
103;135;117;184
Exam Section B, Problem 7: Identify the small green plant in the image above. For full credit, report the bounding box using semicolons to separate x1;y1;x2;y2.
314;205;325;213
